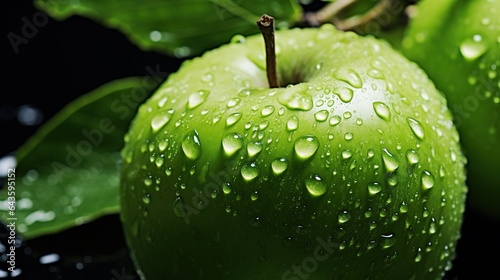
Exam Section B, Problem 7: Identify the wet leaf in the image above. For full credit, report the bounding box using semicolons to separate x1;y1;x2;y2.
0;77;154;239
35;0;302;57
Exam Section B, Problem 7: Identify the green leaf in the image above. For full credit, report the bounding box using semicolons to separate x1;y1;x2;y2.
34;0;302;57
0;77;154;239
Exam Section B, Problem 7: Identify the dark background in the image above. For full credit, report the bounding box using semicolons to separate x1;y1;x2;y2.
2;1;499;279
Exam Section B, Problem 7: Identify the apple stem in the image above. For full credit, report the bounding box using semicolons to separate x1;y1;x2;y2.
257;14;280;88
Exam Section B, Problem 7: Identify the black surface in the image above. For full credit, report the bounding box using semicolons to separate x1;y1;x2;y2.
2;1;499;279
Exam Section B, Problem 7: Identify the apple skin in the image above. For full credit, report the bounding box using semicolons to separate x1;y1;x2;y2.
120;24;467;279
401;0;500;219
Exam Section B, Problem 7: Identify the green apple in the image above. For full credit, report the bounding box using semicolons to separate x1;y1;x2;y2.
401;0;500;218
120;24;467;279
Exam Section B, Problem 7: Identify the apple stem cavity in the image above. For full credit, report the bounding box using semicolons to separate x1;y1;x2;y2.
257;14;280;89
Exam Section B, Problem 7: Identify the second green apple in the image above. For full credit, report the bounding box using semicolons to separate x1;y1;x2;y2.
402;0;500;218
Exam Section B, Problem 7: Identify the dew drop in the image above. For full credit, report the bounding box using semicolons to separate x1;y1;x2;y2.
367;68;385;79
373;102;391;121
247;141;263;157
407;118;425;139
460;37;488;61
341;150;353;159
261;105;275;117
344;132;354;141
158;139;169;152
329;115;342;126
333;69;363;88
155;157;164;168
382;148;399;172
251;191;259;201
294;136;319;160
314;110;329;122
338;211;351;223
226;113;242;127
380;233;395;249
151;109;174;132
278;85;313;111
305;173;327;197
406;149;420;165
142;193;151;204
271;158;288;175
399;202;409;213
231;34;246;44
182;130;202;160
222;183;232;194
143;177;153;187
241;162;260;182
227;98;241;108
222;133;244;157
188;90;210;109
421;170;435;190
368;182;382;195
287;115;299;131
334;87;355;103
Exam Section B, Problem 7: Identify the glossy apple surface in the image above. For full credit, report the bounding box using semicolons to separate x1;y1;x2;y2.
402;0;500;218
120;24;467;279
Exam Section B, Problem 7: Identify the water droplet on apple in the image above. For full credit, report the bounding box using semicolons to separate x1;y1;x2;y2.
160;165;171;176
158;139;169;152
382;148;399;172
341;150;353;159
305;173;327;197
333;69;363;88
367;68;385;79
247;141;263;157
380;233;395;249
421;170;435;190
314;110;329;122
439;165;446;178
278;85;313;111
201;73;214;83
222;133;244;157
261;105;275;117
230;34;246;44
460;36;488;61
271;158;288;175
227;98;241;108
222;182;232;194
407;118;425;139
373;102;391;121
406;149;419;165
329;115;341;126
151;109;174;132
226;113;242;127
399;202;409;213
142;193;151;204
294;136;319;160
182;130;202;160
155;157;164;168
344;132;354;141
250;191;259;201
143;177;153;187
338;210;351;223
188;90;210;109
241;162;260;182
287;115;299;131
334;87;355;103
368;182;382;195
